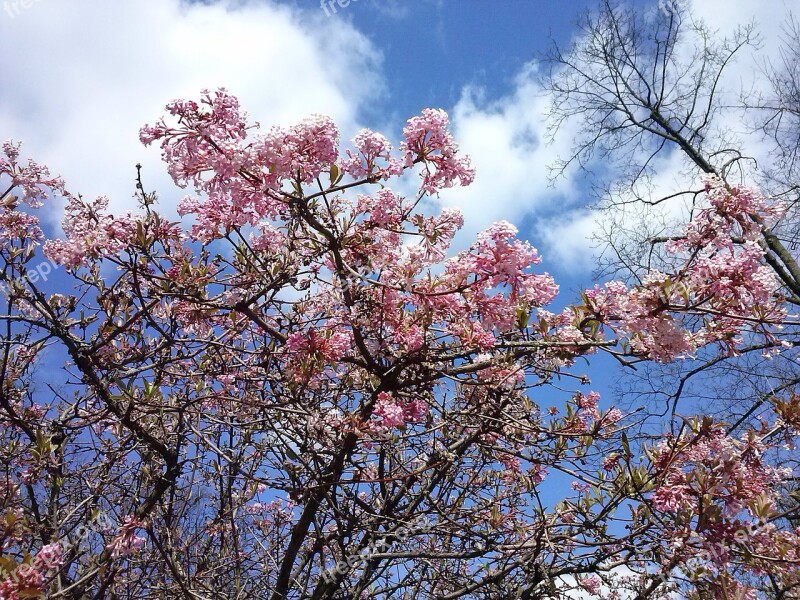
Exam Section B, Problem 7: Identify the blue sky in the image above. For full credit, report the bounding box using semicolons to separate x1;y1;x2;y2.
322;0;597;119
0;0;788;409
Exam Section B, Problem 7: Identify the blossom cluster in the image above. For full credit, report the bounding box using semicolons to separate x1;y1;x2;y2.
43;195;139;268
581;177;785;362
0;140;65;209
139;90;475;245
105;516;146;559
0;140;66;257
0;543;63;600
372;391;427;430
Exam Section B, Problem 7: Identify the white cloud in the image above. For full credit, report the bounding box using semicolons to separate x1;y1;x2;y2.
691;0;792;49
366;0;411;20
538;210;600;274
0;0;383;227
434;62;583;263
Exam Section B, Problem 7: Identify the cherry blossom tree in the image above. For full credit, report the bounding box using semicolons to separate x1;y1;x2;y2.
0;88;798;599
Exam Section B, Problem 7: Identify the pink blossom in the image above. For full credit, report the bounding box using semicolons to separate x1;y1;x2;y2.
394;323;425;352
374;392;406;429
578;575;602;595
373;392;428;430
286;327;352;365
0;564;44;600
571;481;591;493
342;129;403;180
580;178;785;365
401;108;475;193
0;209;43;249
499;453;521;473
603;453;621;471
3;90;795;599
44;195;138;268
601;408;623;429
33;543;63;570
404;398;428;422
1;140;66;208
577;391;600;411
106;515;146;558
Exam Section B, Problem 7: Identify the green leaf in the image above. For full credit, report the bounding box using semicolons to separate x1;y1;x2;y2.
621;431;630;456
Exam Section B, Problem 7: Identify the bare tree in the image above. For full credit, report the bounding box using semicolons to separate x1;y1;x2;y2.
746;12;800;246
542;0;800;419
